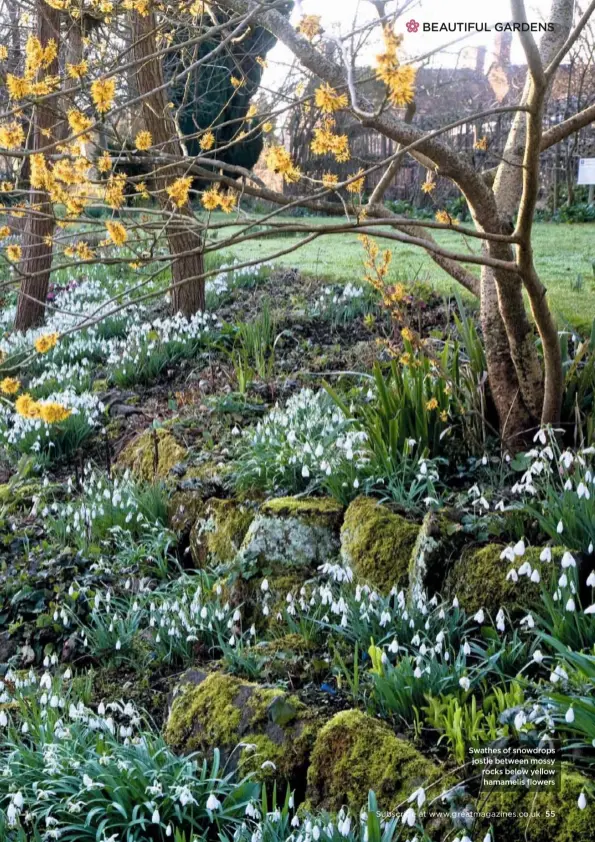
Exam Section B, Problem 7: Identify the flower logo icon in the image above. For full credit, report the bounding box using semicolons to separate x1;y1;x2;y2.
406;19;420;33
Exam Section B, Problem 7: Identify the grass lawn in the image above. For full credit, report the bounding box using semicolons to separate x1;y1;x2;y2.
213;216;595;332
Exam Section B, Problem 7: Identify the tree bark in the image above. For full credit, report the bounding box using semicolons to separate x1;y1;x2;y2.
130;9;205;315
14;0;61;331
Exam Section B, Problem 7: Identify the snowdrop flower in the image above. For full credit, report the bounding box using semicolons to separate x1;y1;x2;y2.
115;639;121;651
561;552;576;569
514;711;527;730
578;792;587;810
556;520;564;534
401;807;416;827
408;787;426;808
587;571;595;588
530;569;540;583
463;640;471;656
152;808;160;824
459;676;470;692
474;608;485;624
565;707;575;723
301;465;310;478
483;833;492;842
533;649;544;663
206;793;221;811
506;569;519;583
260;579;269;592
540;547;552;563
338;816;351;836
496;609;506;632
585;605;595;615
566;597;576;612
0;710;7;727
513;540;525;557
550;665;568;683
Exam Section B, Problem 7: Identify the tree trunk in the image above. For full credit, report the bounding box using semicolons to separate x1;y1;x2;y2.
14;1;61;331
130;9;205;315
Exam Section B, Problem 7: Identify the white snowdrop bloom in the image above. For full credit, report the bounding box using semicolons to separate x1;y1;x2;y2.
301;465;310;478
533;650;544;663
513;540;525;557
459;677;470;692
540;547;552;563
514;711;527;730
561;552;576;569
388;638;399;654
474;608;485;624
500;546;516;562
586;571;595;588
414;667;423;679
452;596;459;608
463;641;471;656
565;707;575;723
0;710;7;727
521;614;535;629
550;665;568;683
166;824;172;837
261;579;269;592
484;833;492;842
578;792;587;810
206;793;221;811
556;520;564;534
40;673;52;690
152;809;160;824
401;808;416;827
506;569;519;583
559;573;568;588
261;760;276;770
496;609;506;632
231;426;240;436
530;569;541;584
518;561;532;577
115;639;121;651
588;543;594;555
577;482;590;499
585;605;595;615
566;597;576;612
408;787;426;808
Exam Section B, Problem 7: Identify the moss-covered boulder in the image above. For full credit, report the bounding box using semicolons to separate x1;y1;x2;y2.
482;769;595;842
118;427;186;482
164;670;320;783
238;497;343;571
306;709;444;812
190;498;255;566
340;497;419;593
446;545;562;615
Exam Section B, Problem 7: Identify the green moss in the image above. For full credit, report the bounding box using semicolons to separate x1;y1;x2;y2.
118;427;186;482
191;499;255;565
262;497;344;529
306;709;442;812
341;497;419;593
483;769;595;842
164;672;242;753
168;491;206;535
447;545;563;615
164;670;319;785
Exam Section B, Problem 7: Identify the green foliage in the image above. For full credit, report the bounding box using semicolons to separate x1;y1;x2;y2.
233;298;278;387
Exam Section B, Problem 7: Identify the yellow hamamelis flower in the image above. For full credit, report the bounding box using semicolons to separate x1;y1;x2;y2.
0;226;10;238
297;15;322;40
134;130;152;151
6;244;21;262
66;60;88;79
39;402;72;423
0;377;20;395
474;136;488;151
105;220;127;246
435;209;458;226
421;177;436;194
426;398;439;411
0;46;8;61
34;332;59;354
91;78;116;114
199;131;215;151
200;186;236;213
15;394;41;419
68;109;93;141
97;151;112;173
0;122;25;151
375;24;416;106
322;172;339;189
314;83;348;114
346;169;365;194
105;173;126;209
166;176;193;208
265;146;301;183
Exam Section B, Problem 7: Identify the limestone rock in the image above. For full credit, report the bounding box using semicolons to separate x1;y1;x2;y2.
117;427;186;482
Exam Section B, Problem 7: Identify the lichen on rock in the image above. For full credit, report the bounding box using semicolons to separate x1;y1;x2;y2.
306;709;443;812
118;427;186;482
238;497;342;571
341;496;419;593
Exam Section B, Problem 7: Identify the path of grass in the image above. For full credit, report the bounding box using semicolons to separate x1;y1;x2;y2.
214;216;595;331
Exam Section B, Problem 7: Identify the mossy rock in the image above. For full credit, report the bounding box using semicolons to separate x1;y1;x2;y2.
118;427;186;482
261;497;344;529
306;709;444;812
238;497;342;571
341;497;419;593
251;634;326;684
164;670;320;784
482;769;595;842
168;491;207;536
446;545;562;616
190;498;255;566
